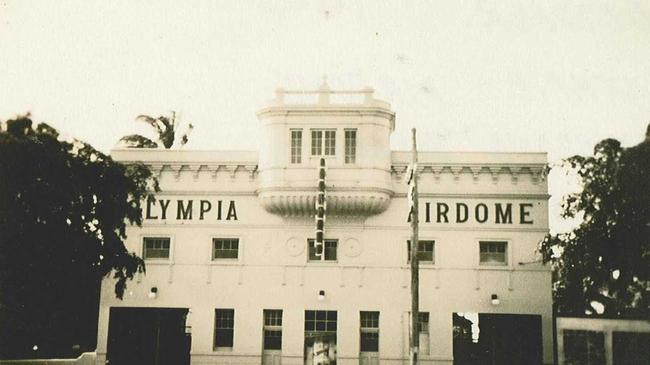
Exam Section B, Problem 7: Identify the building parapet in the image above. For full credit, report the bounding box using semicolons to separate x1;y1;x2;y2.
391;151;548;188
111;148;259;181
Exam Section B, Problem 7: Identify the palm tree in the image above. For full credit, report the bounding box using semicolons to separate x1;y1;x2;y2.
119;111;193;149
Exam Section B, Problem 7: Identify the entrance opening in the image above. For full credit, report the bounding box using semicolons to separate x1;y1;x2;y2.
107;307;191;365
452;312;542;365
304;310;337;365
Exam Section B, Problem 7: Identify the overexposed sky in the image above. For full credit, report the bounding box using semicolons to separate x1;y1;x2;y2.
1;0;649;232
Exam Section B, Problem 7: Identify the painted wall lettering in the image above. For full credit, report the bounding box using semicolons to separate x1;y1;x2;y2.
495;203;512;224
475;203;488;223
413;201;538;225
200;200;212;220
520;203;534;224
144;199;239;222
437;202;449;223
146;198;158;219
177;200;193;220
226;200;238;220
159;200;171;220
456;203;468;223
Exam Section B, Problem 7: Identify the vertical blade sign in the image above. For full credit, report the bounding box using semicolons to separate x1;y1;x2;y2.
314;157;326;259
407;163;417;219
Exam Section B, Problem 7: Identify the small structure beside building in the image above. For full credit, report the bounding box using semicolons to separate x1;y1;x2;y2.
557;316;650;365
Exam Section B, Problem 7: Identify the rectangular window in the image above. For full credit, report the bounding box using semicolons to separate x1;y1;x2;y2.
263;309;282;350
419;312;430;355
213;238;239;259
613;332;650;365
418;312;429;333
407;240;435;264
311;129;336;156
143;237;170;260
291;130;302;164
360;311;379;352
563;330;605;365
324;130;336;155
479;241;507;265
308;239;338;261
311;130;322;156
345;129;356;163
214;309;235;348
305;310;337;333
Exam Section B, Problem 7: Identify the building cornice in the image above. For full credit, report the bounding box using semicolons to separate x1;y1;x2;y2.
391;162;548;185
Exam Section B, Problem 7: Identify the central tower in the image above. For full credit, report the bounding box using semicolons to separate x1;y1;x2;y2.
256;82;396;217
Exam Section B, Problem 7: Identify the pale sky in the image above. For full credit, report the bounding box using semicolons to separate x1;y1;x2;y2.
1;1;649;233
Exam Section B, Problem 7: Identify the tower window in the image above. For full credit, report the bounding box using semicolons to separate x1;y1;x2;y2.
311;130;336;156
291;130;302;164
345;129;356;163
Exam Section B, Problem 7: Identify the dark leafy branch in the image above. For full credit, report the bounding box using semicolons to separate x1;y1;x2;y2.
540;125;650;317
0;115;160;358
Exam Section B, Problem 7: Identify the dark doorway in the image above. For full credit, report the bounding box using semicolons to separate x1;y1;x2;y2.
304;310;337;364
453;313;543;365
107;307;191;365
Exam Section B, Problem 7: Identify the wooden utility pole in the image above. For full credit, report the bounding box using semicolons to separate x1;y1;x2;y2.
408;128;419;365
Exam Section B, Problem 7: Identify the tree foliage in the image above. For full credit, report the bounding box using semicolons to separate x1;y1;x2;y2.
540;125;650;317
0;116;159;358
119;111;193;149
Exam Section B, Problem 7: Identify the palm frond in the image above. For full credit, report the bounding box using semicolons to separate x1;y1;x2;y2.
118;134;158;148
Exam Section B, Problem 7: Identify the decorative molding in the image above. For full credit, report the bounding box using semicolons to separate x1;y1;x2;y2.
211;165;221;180
258;190;391;217
432;166;443;183
450;166;463;182
510;166;521;185
488;167;501;184
391;164;408;181
244;165;258;180
225;165;238;179
508;268;515;291
192;164;208;180
391;163;548;186
358;267;364;288
143;162;259;181
343;238;362;257
469;166;482;182
285;237;303;256
169;164;183;180
149;163;164;178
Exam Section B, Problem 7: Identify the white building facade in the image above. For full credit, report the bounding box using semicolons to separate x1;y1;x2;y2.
96;85;553;365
